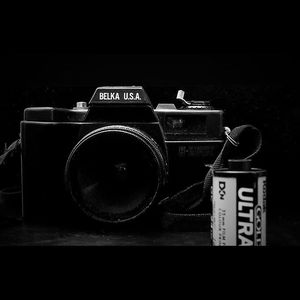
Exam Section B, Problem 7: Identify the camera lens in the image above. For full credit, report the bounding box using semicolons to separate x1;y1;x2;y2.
65;125;167;223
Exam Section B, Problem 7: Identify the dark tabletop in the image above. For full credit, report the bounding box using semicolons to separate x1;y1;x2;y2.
0;214;299;246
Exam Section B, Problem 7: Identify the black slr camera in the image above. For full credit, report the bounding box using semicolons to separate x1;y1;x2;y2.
21;86;224;226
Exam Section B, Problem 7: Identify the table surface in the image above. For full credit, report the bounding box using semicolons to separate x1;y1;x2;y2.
1;214;299;246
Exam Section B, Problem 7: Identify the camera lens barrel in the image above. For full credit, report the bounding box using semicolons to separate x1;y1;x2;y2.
65;125;167;224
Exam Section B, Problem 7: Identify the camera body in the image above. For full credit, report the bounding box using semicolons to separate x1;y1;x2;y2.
21;87;224;226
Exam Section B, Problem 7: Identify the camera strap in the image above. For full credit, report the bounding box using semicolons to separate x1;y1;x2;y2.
158;124;262;230
0;139;21;166
0;125;262;229
0;139;22;222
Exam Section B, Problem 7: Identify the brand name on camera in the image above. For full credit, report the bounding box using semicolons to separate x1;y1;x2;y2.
99;92;142;101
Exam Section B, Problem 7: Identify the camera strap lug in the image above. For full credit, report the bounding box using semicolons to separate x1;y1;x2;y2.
224;127;239;147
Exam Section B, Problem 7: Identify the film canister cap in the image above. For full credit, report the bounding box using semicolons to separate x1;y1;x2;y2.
228;159;252;171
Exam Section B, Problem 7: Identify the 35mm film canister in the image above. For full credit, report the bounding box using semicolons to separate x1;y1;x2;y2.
212;159;267;246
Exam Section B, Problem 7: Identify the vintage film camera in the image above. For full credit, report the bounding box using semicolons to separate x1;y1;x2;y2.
21;87;224;225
